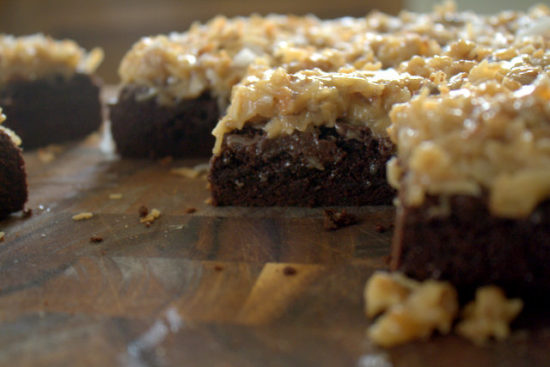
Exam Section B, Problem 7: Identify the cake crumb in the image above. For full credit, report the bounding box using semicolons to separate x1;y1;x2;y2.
90;236;103;243
204;197;213;205
37;149;55;163
365;272;458;347
323;209;358;230
283;266;297;276
214;264;224;271
37;144;63;163
109;193;123;200
138;205;149;218
23;208;33;218
159;156;173;166
185;207;197;214
456;286;523;345
72;212;94;221
140;208;161;225
171;167;200;179
0;232;4;242
375;223;393;233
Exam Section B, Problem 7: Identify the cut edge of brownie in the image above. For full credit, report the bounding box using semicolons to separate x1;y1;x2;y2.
208;123;395;207
0;72;102;150
110;84;220;159
390;193;550;299
0;127;27;219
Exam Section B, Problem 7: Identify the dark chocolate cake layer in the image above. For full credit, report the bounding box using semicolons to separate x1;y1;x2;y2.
209;123;395;206
110;85;220;159
0;73;102;149
391;194;550;296
0;130;27;218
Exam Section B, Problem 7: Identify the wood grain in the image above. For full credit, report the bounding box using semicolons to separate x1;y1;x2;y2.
0;89;549;366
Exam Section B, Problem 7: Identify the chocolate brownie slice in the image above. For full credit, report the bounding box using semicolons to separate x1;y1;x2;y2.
110;85;219;158
209;67;425;206
388;51;550;296
0;123;27;219
0;34;103;149
209;124;395;206
0;73;102;149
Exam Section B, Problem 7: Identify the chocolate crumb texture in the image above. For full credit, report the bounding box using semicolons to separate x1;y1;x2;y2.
214;264;224;271
90;236;103;243
23;208;32;218
185;207;197;214
283;266;297;276
138;205;149;218
323;209;359;231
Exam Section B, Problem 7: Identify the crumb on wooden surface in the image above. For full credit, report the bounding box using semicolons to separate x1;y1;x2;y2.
323;209;359;230
364;272;523;347
365;272;458;348
214;264;224;271
37;144;64;163
0;232;4;242
140;208;161;225
170;167;200;179
455;286;523;345
185;207;197;214
109;193;123;200
72;212;94;221
138;205;149;218
159;156;173;166
90;236;103;243
283;266;297;276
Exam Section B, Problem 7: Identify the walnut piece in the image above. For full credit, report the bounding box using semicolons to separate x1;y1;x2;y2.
364;271;419;318
140;208;161;225
365;272;458;347
455;286;523;345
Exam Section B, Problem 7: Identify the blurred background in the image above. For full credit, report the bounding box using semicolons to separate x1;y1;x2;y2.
0;0;547;83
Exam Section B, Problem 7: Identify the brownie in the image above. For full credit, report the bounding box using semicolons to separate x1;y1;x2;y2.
110;85;219;159
0;127;27;219
208;124;395;206
390;194;550;298
0;73;102;149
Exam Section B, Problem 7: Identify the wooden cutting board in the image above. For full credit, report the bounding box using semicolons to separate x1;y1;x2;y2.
0;90;548;367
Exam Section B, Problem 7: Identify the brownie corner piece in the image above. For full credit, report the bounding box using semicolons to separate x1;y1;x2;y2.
208;123;395;207
110;85;220;159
